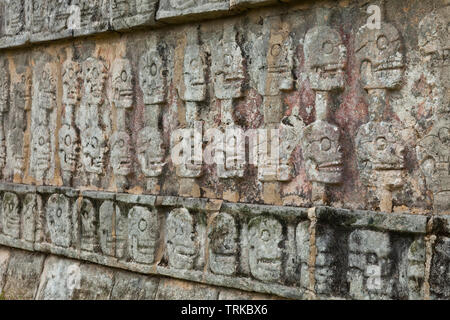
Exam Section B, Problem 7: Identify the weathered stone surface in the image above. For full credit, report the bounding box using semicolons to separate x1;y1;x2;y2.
0;247;10;294
157;0;230;22
0;0;447;301
71;263;114;300
2;250;45;299
156;278;219;300
111;270;159;300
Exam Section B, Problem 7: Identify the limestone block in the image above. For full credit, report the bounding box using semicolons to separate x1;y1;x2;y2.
2;250;45;299
157;0;231;22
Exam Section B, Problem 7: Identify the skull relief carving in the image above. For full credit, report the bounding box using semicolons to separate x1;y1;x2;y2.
304;26;347;91
46;194;72;248
183;43;207;102
58;124;80;175
112;58;133;109
302;120;343;184
128;206;159;264
5;0;23;35
2;192;20;239
248;216;283;282
99;200;122;257
347;230;394;300
355;23;405;90
416;119;450;212
81;126;108;175
166;208;198;270
139;49;167;105
356;121;406;189
80;199;97;252
110;131;132;177
62;60;81;106
214;32;245;100
82;57;107;107
137;126;165;177
208;212;238;276
32;124;52;181
21;194;41;243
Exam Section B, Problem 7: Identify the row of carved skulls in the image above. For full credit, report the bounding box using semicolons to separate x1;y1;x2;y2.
0;190;428;297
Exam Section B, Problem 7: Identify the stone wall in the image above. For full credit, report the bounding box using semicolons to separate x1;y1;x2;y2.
0;0;448;300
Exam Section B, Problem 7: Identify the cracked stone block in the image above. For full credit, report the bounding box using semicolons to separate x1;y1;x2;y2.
2;250;45;300
155;278;219;300
36;256;81;300
157;0;231;22
71;263;114;300
110;271;159;300
0;247;11;294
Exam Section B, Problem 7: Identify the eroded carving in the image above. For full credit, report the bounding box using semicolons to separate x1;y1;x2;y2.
99;200;126;258
21;193;40;243
4;0;25;36
0;64;10;176
347;230;394;300
166;208;198;270
248;216;283;282
208;212;238;276
417;118;450;212
80;199;97;252
128;206;159;264
1;192;20;239
46;194;71;248
355;22;406;212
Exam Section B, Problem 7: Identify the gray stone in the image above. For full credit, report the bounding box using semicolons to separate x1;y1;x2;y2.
111;271;159;300
157;0;230;22
2;250;45;299
71;263;114;300
156;278;219;300
128;206;159;264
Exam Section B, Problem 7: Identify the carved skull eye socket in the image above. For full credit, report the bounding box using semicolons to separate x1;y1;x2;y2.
138;218;147;232
91;137;98;149
56;208;62;218
376;137;387;150
320;137;331;151
118;139;125;148
377;35;389;51
121;70;127;82
322;40;334;55
367;253;378;264
92;67;99;79
39;136;45;146
260;229;271;242
150;63;158;76
190;58;200;70
224;54;233;67
175;225;184;236
271;44;282;57
64;134;72;146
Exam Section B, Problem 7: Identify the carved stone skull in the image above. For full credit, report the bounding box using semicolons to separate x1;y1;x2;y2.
62;60;81;106
81;126;108;175
39;64;57;111
356;23;405;90
82;57;107;107
139;49;167;105
32;125;52;178
248;216;283;282
99;201;116;257
264;31;294;95
302;120;343;184
304;26;347;91
112;58;133;109
58;124;80;174
2;192;20;239
137;126;165;177
80;199;97;252
214;33;245;100
347;230;394;299
183;43;207;102
46;194;72;248
128;206;159;264
166;208;198;270
21;193;41;243
416;118;450;212
5;0;23;35
356;121;406;189
110;131;132;177
208;212;238;276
